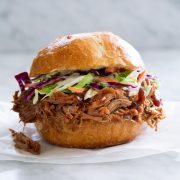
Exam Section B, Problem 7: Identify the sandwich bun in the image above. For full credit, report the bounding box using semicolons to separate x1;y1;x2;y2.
35;118;142;148
30;32;144;77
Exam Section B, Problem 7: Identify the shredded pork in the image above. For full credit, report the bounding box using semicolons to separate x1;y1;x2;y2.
9;129;41;155
12;87;165;131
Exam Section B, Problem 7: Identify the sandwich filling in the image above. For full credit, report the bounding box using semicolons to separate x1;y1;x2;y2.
13;67;165;130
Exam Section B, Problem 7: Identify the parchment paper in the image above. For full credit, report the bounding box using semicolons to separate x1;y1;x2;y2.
0;101;180;164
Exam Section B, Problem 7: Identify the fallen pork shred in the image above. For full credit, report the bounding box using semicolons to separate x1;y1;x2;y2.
9;129;41;155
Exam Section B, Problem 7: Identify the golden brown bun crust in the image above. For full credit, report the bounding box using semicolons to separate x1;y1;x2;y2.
30;32;144;77
35;118;142;149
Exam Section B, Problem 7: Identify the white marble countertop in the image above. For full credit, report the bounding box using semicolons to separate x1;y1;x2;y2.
0;50;180;180
0;152;180;180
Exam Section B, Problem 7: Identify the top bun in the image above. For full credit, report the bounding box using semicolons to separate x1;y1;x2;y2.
30;32;144;77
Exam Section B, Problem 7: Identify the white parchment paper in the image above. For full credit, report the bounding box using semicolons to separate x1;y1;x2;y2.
0;101;180;164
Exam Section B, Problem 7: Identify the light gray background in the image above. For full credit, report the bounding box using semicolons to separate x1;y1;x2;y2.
1;0;180;52
0;0;180;180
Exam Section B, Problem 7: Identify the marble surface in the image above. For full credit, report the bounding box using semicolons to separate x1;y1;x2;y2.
1;0;180;52
0;152;180;180
0;50;180;179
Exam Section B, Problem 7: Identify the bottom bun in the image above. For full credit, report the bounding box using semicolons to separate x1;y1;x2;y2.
35;117;143;149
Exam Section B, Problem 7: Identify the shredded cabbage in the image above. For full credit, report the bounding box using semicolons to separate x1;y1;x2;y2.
33;89;39;104
33;70;73;82
39;84;57;94
55;75;85;91
84;88;98;100
115;70;131;82
143;81;152;96
74;73;94;88
99;82;108;88
121;70;141;85
15;72;31;91
128;86;141;97
42;75;85;99
115;69;143;86
16;67;160;104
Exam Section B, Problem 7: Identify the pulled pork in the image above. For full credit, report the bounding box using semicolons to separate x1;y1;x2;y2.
9;129;41;155
13;88;165;131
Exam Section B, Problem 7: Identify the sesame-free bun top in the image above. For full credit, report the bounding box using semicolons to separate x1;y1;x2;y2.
30;32;144;77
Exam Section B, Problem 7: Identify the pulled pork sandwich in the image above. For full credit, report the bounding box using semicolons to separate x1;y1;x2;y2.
13;32;165;149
